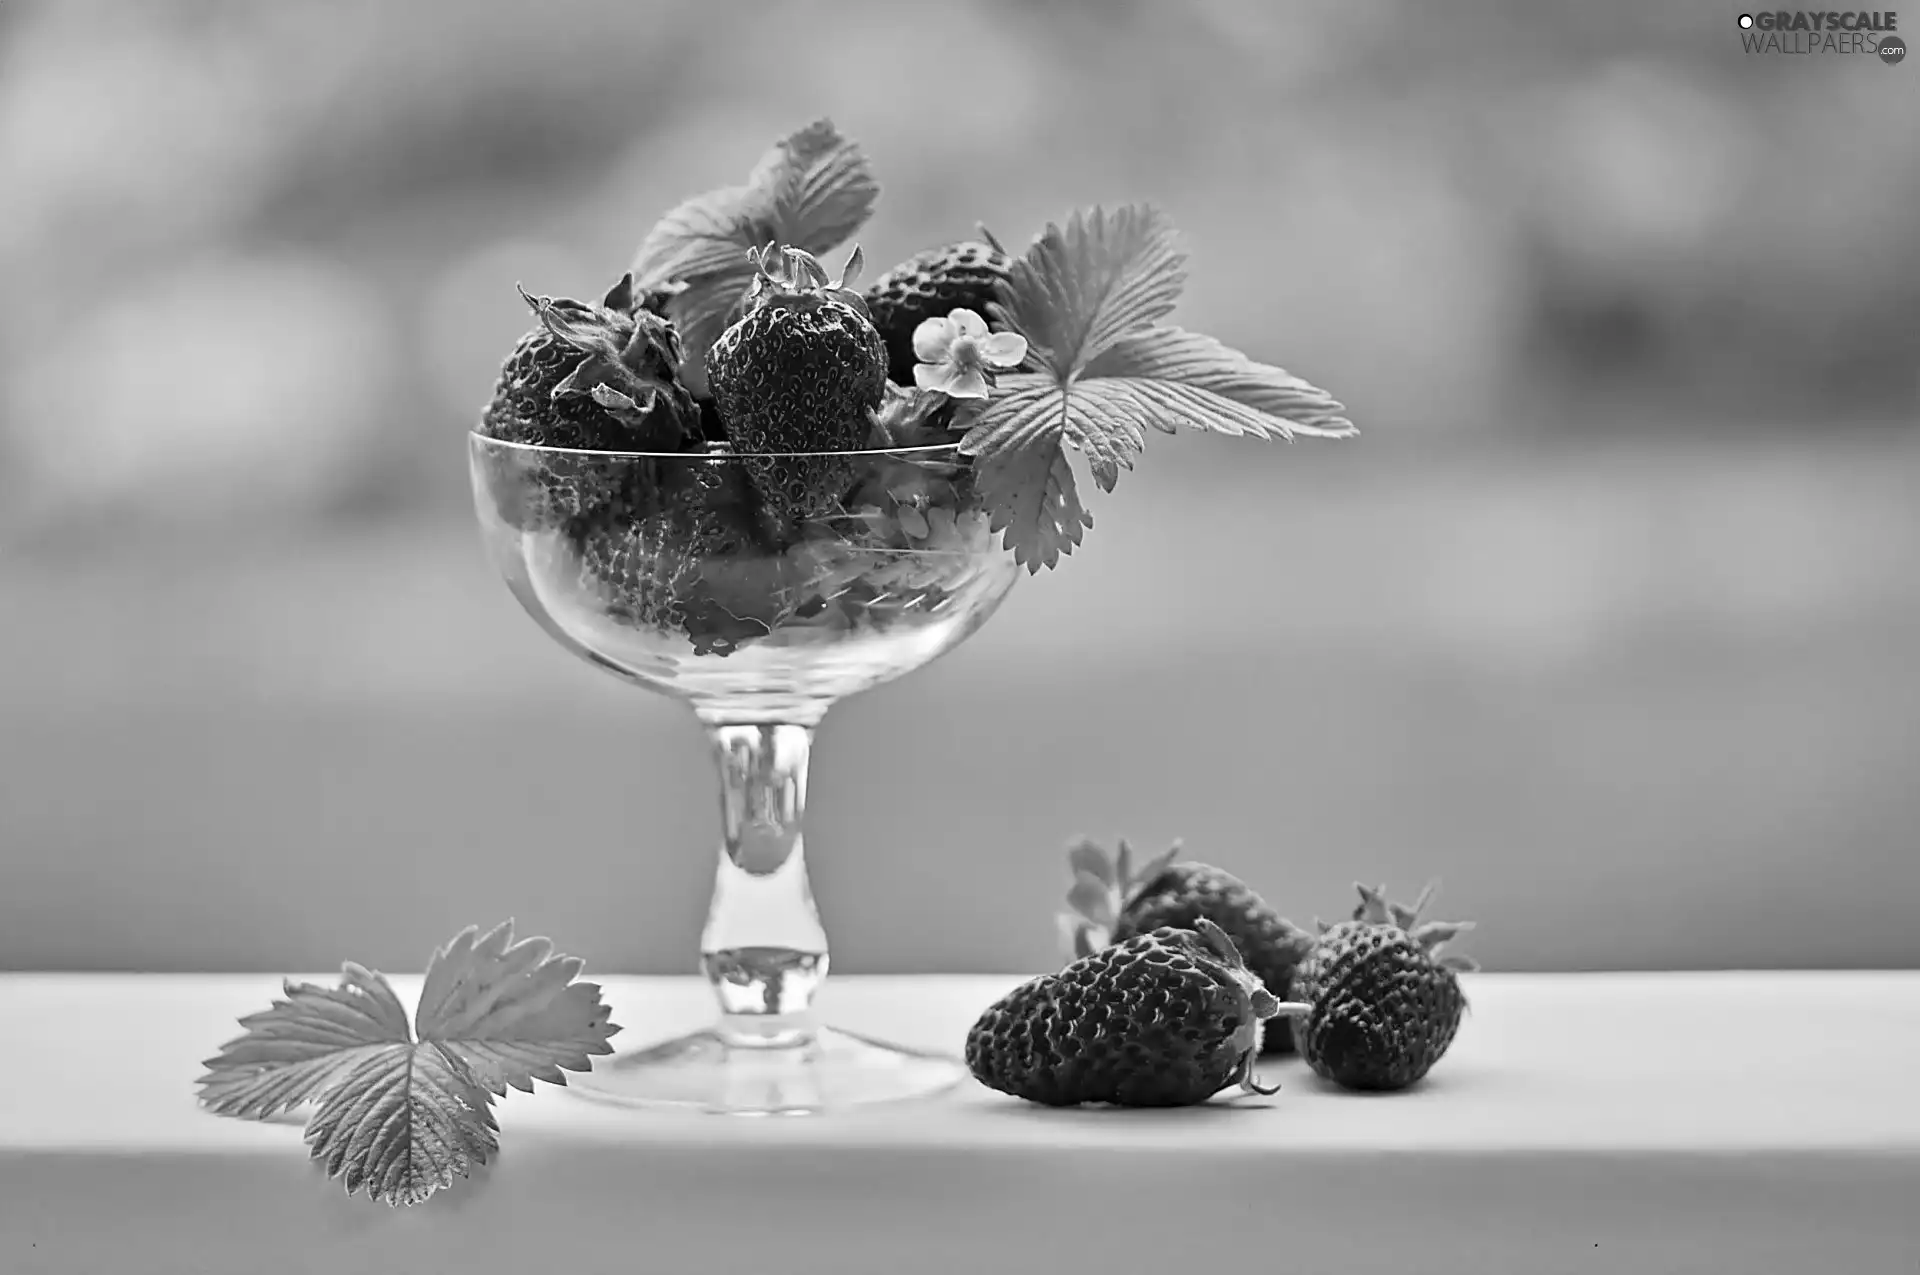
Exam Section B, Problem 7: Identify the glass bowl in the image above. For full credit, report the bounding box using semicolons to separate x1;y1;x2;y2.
469;433;1022;1113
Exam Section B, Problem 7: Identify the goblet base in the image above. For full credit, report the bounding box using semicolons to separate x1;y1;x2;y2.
566;1022;968;1116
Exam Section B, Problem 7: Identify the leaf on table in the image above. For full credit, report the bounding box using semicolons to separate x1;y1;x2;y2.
414;920;621;1096
304;1042;500;1208
630;118;878;394
196;922;620;1207
195;964;411;1120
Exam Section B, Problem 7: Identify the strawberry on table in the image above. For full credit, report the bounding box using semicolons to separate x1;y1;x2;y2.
1291;883;1478;1092
966;919;1310;1107
1060;838;1315;1056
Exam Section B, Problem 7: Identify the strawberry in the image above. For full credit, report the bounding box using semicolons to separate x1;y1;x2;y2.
480;274;701;531
630;280;734;446
1290;883;1478;1092
864;237;1015;385
572;456;791;657
1059;838;1314;1057
705;245;888;541
966;920;1309;1107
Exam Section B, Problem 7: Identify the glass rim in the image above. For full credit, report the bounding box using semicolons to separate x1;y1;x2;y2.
469;431;963;461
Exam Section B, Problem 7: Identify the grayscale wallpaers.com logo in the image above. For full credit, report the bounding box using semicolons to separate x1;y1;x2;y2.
1738;10;1905;60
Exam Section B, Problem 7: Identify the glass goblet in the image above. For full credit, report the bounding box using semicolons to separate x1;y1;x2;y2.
469;434;1021;1114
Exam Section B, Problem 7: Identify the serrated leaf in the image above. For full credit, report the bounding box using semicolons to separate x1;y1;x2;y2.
1082;326;1355;438
959;374;1066;458
1061;379;1159;491
195;964;410;1119
971;439;1091;572
629;119;877;394
975;364;1347;505
414;920;620;1096
991;204;1186;379
304;1043;500;1208
960;210;1355;572
744;119;878;254
956;373;1100;568
198;921;620;1207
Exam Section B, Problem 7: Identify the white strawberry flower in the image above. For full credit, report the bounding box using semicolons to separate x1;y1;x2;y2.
910;308;1028;399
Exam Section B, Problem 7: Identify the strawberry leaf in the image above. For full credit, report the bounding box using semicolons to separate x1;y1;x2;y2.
971;435;1091;572
745;120;878;256
1083;326;1356;438
1060;379;1156;491
414;921;620;1096
960;205;1183;564
630;119;878;394
195;964;411;1120
962;376;1150;495
304;1042;499;1208
960;207;1355;569
989;205;1186;378
196;922;620;1207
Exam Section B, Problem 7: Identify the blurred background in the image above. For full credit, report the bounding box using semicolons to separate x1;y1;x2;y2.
2;0;1915;975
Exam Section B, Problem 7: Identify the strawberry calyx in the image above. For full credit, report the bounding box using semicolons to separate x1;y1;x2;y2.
1187;919;1309;1096
1058;836;1184;959
867;381;972;448
1314;882;1480;973
516;275;696;445
742;243;871;319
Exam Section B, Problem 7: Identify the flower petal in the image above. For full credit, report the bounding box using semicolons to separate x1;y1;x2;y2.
947;308;990;339
914;362;959;394
912;317;954;363
942;367;992;400
980;331;1029;367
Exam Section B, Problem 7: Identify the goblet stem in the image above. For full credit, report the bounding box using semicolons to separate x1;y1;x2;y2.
700;722;828;1040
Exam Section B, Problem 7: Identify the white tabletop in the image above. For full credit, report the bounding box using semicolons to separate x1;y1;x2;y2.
3;971;1917;1274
